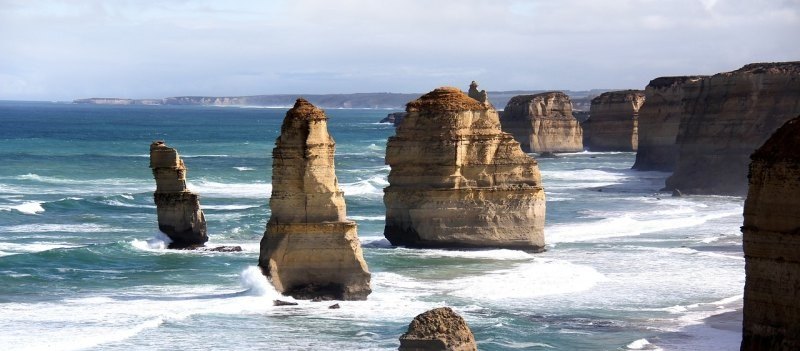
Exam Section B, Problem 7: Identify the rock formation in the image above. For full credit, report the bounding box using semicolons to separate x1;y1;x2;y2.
741;115;800;350
467;81;489;106
501;91;583;153
259;98;371;301
399;307;477;351
664;62;800;195
380;112;408;126
582;90;645;151
383;86;546;251
632;76;706;171
149;141;208;248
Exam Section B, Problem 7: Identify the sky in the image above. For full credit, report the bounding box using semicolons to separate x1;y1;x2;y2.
1;0;798;101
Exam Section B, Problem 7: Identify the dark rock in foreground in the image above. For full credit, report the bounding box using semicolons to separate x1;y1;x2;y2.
399;307;477;351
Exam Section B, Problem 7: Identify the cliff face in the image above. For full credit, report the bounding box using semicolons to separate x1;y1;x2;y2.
149;141;208;248
665;62;800;195
583;90;645;151
501;91;583;153
383;87;546;251
399;307;477;351
632;76;706;171
259;99;371;301
741;115;800;350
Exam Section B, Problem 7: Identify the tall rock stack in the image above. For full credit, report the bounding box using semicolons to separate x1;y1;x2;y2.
149;141;208;248
741;115;800;350
383;86;546;251
501;91;583;153
259;98;371;301
664;62;800;195
632;76;706;171
583;90;645;151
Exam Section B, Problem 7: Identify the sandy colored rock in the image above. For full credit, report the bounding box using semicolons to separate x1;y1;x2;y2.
259;98;371;301
665;62;800;195
632;76;706;171
399;307;477;351
583;90;645;151
741;115;800;350
149;141;207;248
501;91;583;153
384;86;545;251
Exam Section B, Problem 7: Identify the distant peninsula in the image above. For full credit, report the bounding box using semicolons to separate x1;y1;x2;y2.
73;90;611;110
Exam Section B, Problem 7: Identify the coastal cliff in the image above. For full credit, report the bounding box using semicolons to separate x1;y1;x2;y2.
632;76;706;171
583;90;645;151
399;307;477;351
259;99;371;300
741;115;800;350
149;141;208;248
383;86;546;251
665;62;800;195
501;91;583;153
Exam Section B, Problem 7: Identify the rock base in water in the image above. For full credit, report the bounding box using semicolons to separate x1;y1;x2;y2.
399;307;477;351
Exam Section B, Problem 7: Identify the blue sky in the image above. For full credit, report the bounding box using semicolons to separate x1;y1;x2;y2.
1;0;798;100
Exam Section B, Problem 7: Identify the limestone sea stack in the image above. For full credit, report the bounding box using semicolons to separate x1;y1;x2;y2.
632;76;706;171
741;115;800;350
664;62;800;195
582;90;645;151
258;98;371;300
383;86;546;251
500;91;583;153
149;141;208;248
399;307;477;351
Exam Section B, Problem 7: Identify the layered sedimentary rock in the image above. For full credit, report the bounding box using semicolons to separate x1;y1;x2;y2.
383;87;546;251
665;62;800;195
632;76;706;171
583;90;645;151
259;98;371;300
741;115;800;350
399;307;477;351
501;91;583;153
149;141;208;248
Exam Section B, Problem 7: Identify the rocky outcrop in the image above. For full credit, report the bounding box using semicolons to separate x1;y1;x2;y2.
380;112;408;126
383;86;546;251
259;98;371;301
665;62;800;195
467;81;489;105
632;76;706;171
149;141;208;248
399;307;477;351
501;91;583;153
583;90;645;151
741;115;800;350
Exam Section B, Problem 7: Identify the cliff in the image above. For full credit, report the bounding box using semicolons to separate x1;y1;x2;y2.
632;76;707;171
583;90;645;151
741;115;800;350
383;86;546;251
665;61;800;195
258;98;371;300
380;112;407;126
149;141;208;248
501;91;583;153
399;307;477;351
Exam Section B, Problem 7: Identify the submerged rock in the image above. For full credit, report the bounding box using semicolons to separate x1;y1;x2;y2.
583;90;645;151
384;86;546;251
149;141;208;248
632;76;707;171
501;91;583;153
665;62;800;195
399;307;477;351
259;98;371;301
741;115;800;350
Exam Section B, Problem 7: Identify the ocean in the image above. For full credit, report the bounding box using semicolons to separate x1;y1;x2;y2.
0;101;745;350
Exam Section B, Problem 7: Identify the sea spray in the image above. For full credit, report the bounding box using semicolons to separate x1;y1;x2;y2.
240;266;285;299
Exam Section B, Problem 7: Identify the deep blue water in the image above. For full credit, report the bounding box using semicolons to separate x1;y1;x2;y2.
0;101;744;350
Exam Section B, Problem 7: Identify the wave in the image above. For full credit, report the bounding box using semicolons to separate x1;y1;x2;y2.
182;154;230;158
130;232;173;250
233;166;255;171
3;201;45;214
203;204;261;210
541;169;630;182
186;180;271;199
626;338;661;350
347;215;384;221
240;266;284;298
0;242;82;257
340;176;388;196
0;223;125;233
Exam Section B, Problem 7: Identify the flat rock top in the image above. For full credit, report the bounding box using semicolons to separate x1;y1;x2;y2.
400;307;476;348
648;76;708;89
591;90;645;104
506;91;569;106
407;87;487;112
728;61;800;76
751;115;800;164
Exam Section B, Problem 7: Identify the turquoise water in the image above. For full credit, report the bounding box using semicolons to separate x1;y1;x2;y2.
0;101;744;350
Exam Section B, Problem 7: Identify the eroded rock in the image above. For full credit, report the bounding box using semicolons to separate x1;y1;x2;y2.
583;90;645;151
399;307;477;351
384;86;545;251
501;91;583;153
259;98;371;301
149;141;208;248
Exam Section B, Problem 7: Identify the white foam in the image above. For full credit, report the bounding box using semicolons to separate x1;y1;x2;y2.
240;266;283;298
186;180;271;199
348;215;384;221
340;176;388;196
203;204;260;210
131;232;173;251
182;154;230;158
541;169;629;182
396;247;534;261
0;223;124;233
627;338;661;350
233;166;255;171
11;201;45;214
0;242;81;256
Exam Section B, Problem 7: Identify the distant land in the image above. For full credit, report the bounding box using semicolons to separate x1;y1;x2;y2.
73;89;615;111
